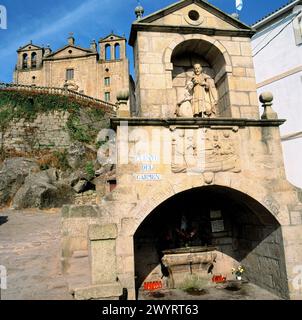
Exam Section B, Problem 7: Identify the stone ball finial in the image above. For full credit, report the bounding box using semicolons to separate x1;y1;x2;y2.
135;3;144;20
117;90;130;102
259;92;273;105
259;92;277;120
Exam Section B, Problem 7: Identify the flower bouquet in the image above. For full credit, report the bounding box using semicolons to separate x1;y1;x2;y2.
232;266;244;280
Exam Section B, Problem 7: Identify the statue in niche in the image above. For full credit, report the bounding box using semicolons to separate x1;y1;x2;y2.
176;63;218;118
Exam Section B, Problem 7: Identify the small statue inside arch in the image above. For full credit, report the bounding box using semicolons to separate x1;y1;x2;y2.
176;63;218;118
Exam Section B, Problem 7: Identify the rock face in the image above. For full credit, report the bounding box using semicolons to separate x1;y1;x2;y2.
67;143;88;169
0;157;40;207
12;169;74;209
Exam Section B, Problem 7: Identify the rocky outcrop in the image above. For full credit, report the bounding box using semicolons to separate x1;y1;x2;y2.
0;157;40;207
67;143;93;169
12;169;74;210
0;151;114;209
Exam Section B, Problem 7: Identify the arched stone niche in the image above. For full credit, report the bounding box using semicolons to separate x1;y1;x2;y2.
164;35;233;117
130;185;288;299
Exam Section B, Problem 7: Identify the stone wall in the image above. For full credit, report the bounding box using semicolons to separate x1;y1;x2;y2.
0;111;70;152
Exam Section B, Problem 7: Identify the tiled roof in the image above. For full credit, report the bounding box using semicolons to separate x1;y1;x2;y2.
252;0;300;26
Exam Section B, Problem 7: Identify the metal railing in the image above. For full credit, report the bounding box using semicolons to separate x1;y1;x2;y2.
0;82;117;116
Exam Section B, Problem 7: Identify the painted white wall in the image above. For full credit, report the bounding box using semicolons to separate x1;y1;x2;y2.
252;14;302;81
252;8;302;188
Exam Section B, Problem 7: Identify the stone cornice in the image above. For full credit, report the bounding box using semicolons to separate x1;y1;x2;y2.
43;53;98;61
111;117;286;129
129;24;256;46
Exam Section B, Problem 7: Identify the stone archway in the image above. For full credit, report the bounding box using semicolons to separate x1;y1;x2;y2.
131;185;289;299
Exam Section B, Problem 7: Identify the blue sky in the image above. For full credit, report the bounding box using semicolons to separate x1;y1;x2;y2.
0;0;292;82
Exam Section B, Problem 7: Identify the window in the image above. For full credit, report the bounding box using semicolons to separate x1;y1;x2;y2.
66;69;74;80
114;43;120;60
188;10;200;21
105;44;111;61
104;77;110;86
22;53;28;69
31;52;37;68
104;92;110;102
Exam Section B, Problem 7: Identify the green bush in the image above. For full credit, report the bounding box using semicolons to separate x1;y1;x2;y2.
53;150;71;171
85;161;95;180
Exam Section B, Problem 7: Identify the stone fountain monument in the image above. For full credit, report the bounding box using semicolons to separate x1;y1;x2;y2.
61;0;302;300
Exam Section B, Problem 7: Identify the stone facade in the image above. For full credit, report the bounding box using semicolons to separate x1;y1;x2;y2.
13;34;129;104
62;0;302;300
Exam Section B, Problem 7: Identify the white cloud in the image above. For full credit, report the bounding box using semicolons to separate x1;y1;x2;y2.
0;0;114;58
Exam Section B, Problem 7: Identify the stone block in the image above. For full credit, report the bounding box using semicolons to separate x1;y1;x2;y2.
232;67;246;77
229;91;250;105
228;77;257;92
232;37;250;42
116;237;134;256
249;92;259;106
240;42;252;56
89;237;117;284
66;205;99;218
221;41;241;56
231;56;254;68
73;283;123;300
139;74;167;89
89;223;118;240
290;211;302;225
246;68;256;78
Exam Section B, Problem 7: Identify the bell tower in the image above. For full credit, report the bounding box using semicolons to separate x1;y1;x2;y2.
16;41;44;71
97;33;129;104
99;33;126;61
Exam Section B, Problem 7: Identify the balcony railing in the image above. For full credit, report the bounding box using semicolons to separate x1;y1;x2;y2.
0;82;117;116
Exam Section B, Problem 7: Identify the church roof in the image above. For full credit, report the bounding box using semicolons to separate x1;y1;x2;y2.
252;0;302;29
99;33;126;42
17;42;43;52
44;44;96;59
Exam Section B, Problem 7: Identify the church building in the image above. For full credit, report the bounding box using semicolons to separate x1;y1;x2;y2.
13;33;130;103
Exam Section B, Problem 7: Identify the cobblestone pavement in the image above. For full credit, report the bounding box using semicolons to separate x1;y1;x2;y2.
0;209;72;300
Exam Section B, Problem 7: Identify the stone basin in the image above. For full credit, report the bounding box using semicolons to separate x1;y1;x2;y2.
162;246;217;255
161;246;217;289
